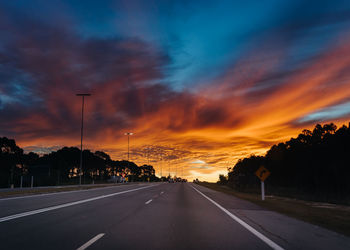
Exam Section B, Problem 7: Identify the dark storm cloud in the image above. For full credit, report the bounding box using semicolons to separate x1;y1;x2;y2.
0;6;177;140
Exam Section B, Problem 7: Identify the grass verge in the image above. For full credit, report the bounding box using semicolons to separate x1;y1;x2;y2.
197;182;350;237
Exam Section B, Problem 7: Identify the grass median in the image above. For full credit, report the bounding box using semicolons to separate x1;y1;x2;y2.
197;182;350;237
0;183;132;198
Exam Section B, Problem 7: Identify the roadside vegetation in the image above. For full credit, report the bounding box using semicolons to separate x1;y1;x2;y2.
219;122;350;205
0;137;158;188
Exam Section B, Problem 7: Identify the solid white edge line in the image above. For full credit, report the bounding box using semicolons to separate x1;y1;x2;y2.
77;233;105;250
191;185;284;250
145;199;153;204
0;185;157;223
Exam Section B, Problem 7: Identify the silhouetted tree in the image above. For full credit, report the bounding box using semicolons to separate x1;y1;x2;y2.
227;122;350;204
0;137;24;187
0;138;159;187
217;174;228;185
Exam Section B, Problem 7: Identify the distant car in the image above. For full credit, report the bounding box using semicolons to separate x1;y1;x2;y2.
168;178;174;183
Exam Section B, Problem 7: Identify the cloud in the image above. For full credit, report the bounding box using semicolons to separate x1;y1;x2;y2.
2;1;350;182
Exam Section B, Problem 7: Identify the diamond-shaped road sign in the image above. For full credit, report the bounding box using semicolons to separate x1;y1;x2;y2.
255;166;271;182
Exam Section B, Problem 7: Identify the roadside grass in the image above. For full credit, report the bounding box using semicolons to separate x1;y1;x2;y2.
0;183;129;198
197;182;350;237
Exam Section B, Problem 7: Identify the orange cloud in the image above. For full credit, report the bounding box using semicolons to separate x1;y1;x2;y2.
3;15;350;182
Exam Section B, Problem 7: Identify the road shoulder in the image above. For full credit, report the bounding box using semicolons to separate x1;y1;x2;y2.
194;182;350;250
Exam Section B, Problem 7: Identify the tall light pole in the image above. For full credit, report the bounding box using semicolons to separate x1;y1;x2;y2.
124;132;133;161
145;147;151;165
169;157;171;177
160;154;163;178
76;93;91;185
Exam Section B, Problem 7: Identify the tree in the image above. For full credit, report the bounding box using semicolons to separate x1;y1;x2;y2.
217;174;228;185
0;137;24;187
226;122;350;204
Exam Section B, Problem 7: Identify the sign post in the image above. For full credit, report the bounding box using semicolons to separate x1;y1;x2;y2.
255;166;270;201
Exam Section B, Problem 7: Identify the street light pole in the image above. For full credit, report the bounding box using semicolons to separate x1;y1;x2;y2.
160;154;163;178
76;93;90;186
124;132;133;161
145;147;151;165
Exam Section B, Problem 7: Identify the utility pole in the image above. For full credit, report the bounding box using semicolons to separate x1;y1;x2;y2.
76;93;91;186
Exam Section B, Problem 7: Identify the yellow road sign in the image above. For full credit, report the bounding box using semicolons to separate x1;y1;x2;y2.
255;166;270;182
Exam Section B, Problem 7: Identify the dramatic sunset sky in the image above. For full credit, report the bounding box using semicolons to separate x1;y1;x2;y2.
1;0;350;181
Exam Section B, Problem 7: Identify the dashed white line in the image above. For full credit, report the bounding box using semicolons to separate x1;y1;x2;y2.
145;199;153;204
77;233;105;250
191;185;284;250
0;185;157;223
160;191;164;195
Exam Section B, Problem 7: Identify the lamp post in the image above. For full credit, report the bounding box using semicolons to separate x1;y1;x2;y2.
160;154;163;178
145;146;151;165
76;93;91;186
124;132;133;161
124;132;133;182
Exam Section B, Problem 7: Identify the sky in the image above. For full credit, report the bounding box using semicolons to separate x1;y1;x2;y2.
1;0;350;181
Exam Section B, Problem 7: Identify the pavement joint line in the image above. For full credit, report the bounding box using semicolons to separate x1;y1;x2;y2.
0;185;157;223
191;185;285;250
77;233;105;250
0;184;139;201
145;199;153;204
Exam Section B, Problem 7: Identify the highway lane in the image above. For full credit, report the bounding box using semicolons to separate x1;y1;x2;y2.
0;183;151;218
0;182;349;249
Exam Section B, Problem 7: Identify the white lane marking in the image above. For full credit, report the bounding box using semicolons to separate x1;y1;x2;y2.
191;185;284;250
0;185;157;223
160;191;164;195
0;184;139;201
77;233;105;250
145;199;153;204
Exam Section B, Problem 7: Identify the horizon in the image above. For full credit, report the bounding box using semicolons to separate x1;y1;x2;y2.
2;0;350;182
8;120;349;182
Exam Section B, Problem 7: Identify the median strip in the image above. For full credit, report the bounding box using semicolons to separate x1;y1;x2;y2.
0;185;156;223
0;184;139;201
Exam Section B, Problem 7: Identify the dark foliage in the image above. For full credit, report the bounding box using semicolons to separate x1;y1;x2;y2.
0;138;158;187
227;122;350;203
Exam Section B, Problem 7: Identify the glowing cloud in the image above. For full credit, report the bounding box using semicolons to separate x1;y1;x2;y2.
2;1;350;181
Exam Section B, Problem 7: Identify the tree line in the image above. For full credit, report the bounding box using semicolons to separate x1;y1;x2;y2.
0;137;158;188
219;122;350;204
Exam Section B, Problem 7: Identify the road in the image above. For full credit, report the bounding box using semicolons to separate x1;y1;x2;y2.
0;183;349;250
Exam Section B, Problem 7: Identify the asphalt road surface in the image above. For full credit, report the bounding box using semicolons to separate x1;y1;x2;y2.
0;183;349;250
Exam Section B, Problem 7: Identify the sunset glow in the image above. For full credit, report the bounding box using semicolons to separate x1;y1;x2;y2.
1;1;350;181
